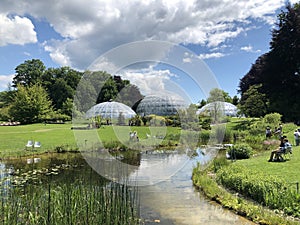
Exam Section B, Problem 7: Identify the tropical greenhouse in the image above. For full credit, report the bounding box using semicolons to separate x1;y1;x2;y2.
136;94;188;116
197;101;238;117
85;101;136;120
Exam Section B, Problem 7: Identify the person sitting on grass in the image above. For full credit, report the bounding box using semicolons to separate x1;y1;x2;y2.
268;138;291;162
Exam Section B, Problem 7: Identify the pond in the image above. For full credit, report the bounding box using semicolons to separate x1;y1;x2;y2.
0;149;255;225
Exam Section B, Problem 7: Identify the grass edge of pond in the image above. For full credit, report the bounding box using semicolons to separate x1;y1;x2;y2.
192;162;299;225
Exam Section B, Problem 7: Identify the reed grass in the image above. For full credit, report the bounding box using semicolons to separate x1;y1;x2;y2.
0;178;140;225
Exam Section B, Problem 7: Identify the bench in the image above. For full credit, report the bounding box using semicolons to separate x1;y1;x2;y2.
275;146;292;161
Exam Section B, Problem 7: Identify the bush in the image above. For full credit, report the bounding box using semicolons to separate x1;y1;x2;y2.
227;143;252;159
199;130;210;145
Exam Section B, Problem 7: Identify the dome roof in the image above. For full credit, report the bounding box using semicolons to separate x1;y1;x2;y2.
197;101;238;117
85;101;136;119
136;94;187;116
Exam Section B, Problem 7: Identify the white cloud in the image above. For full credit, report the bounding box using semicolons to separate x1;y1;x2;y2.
198;52;225;60
0;0;287;68
0;14;37;46
289;0;299;4
0;74;14;91
241;45;261;53
120;68;174;95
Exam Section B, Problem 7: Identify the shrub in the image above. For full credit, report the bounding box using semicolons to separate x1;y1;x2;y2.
199;130;210;145
227;143;252;159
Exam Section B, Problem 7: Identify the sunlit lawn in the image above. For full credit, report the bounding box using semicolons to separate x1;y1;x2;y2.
0;123;182;158
234;144;300;189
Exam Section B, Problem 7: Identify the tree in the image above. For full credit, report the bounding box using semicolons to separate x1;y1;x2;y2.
232;95;239;106
41;67;82;111
206;88;232;122
239;3;300;121
9;84;53;124
12;59;45;87
239;84;268;117
97;77;118;103
198;99;207;108
207;88;232;103
115;84;143;107
50;78;74;109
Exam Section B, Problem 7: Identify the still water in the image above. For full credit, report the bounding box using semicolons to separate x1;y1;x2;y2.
0;150;255;225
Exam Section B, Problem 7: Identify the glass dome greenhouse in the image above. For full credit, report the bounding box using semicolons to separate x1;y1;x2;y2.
136;94;188;116
197;101;238;117
85;101;136;119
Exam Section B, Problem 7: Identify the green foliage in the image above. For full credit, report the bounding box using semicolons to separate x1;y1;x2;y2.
239;3;300;121
129;115;142;126
199;115;211;130
263;113;282;127
193;163;299;225
199;130;210;145
207;88;228;103
1;181;139;225
0;106;11;121
228;143;252;159
239;84;268;117
13;59;46;87
9;84;54;124
216;164;300;218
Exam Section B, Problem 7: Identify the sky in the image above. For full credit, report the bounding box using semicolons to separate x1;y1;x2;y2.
0;0;299;104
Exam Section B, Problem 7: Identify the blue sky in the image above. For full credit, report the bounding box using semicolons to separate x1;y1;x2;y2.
0;0;298;103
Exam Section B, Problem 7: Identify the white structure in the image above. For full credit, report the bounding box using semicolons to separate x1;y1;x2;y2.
85;101;136;119
136;94;188;116
197;101;238;117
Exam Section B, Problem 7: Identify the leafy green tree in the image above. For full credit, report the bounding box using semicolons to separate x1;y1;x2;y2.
232;95;239;105
9;84;53;124
239;3;300;121
206;88;233;122
61;98;74;117
198;99;206;108
115;84;143;107
50;78;74;109
97;77;119;103
41;67;82;111
207;88;225;103
74;78;97;113
239;84;268;117
12;59;45;87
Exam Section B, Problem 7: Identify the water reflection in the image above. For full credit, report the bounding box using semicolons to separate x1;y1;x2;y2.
0;162;13;198
0;151;255;225
137;148;255;225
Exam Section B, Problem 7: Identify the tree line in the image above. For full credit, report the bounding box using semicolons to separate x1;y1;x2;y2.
239;2;300;122
0;59;143;124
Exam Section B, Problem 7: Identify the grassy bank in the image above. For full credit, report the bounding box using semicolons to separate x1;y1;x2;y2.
192;116;300;224
192;157;300;225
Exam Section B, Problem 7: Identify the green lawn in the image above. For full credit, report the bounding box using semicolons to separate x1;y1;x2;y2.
0;123;182;158
233;145;300;185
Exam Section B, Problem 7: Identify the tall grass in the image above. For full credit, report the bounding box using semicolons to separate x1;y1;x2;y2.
0;179;140;224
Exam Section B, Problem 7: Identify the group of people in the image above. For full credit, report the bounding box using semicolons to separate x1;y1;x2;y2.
265;124;283;139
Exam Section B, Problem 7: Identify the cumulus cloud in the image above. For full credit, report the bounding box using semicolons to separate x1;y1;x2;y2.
0;14;37;46
199;52;226;60
120;68;175;95
241;45;261;53
0;74;14;90
0;0;288;68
